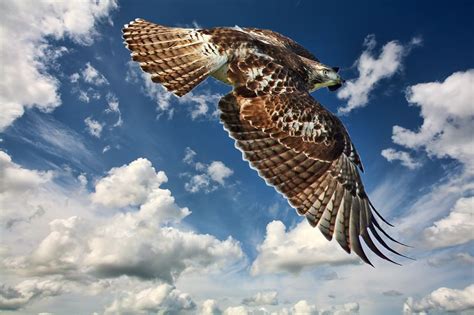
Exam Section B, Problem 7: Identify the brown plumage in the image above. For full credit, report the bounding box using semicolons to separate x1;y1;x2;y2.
123;18;410;265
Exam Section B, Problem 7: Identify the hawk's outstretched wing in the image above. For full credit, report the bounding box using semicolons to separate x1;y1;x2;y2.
241;28;319;61
220;55;409;265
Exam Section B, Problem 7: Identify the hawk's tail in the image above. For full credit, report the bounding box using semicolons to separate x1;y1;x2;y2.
123;19;226;97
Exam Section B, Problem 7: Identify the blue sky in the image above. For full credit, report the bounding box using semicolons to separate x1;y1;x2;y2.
0;0;473;314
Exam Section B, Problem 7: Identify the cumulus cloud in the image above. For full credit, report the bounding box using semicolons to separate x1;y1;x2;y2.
84;117;103;138
242;291;278;306
2;154;244;306
0;279;67;311
104;283;196;314
251;221;358;275
337;35;421;114
182;148;234;193
91;158;169;208
200;299;222;315
223;306;251;315
0;0;117;131
422;197;474;249
291;300;318;315
391;69;474;173
0;150;53;229
403;284;474;314
207;161;234;185
381;148;421;169
219;300;358;315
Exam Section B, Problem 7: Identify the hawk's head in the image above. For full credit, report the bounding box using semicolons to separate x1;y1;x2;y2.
309;63;345;92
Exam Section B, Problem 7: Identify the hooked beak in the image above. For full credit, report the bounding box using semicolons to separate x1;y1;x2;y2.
328;67;345;91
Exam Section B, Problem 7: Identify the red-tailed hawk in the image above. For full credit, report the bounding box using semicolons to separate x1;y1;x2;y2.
123;19;409;265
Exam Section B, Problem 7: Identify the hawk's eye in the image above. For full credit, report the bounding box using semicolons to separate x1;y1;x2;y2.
323;69;329;75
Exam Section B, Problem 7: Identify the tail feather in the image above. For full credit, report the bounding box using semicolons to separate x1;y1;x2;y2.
123;18;227;97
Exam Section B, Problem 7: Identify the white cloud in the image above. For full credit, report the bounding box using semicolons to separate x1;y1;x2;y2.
78;90;91;103
183;147;197;165
74;87;101;103
182;149;234;193
104;283;196;314
337;35;421;114
69;73;80;83
91;158;169;208
242;291;278;306
2;155;244;288
320;302;359;315
183;91;222;120
0;279;67;311
251;221;358;275
404;284;474;314
84;117;103;138
0;151;52;195
82;62;109;86
220;300;354;315
200;299;222;315
291;300;318;315
0;0;117;131
381;148;421;169
422;197;474;249
77;173;88;188
391;70;474;173
185;174;215;194
223;306;250;315
207;161;234;185
0;150;53;229
105;93;123;127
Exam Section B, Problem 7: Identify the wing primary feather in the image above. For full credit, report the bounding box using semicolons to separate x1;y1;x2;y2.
371;217;411;248
368;199;394;227
368;225;415;260
360;229;401;265
349;197;373;266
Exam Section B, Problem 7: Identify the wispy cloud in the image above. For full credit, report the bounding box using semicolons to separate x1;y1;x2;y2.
105;93;123;127
81;63;109;86
5;111;97;170
381;148;421;170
